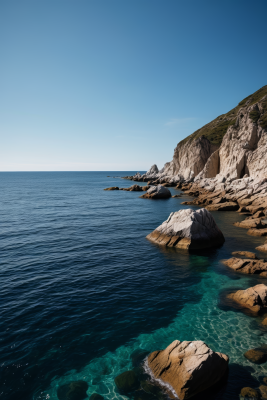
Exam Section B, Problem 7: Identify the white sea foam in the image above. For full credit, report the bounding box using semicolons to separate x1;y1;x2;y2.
143;357;179;399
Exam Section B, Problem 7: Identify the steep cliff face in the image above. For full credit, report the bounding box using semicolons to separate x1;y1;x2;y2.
197;92;267;181
163;136;218;180
130;85;267;184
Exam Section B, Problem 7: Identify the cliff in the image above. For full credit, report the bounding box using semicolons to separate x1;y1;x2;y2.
130;85;267;184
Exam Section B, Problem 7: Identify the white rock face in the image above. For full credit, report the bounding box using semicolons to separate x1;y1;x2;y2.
146;208;225;249
157;208;222;238
146;164;159;175
165;136;219;179
198;97;267;181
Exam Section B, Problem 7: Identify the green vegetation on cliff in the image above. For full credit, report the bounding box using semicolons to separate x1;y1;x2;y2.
179;85;267;146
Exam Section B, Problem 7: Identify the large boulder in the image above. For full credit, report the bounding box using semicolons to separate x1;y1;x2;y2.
140;185;171;199
228;284;267;313
114;370;139;394
147;340;229;400
146;208;225;250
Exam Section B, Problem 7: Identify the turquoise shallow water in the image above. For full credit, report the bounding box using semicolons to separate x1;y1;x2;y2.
1;172;267;400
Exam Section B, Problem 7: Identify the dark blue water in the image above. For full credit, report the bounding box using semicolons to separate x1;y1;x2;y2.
1;172;267;400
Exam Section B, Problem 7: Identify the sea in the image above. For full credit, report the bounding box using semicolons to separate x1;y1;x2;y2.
1;171;267;400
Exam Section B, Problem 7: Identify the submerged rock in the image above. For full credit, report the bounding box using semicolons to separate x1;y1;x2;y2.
223;257;267;276
140;185;171;199
114;370;139;394
57;380;88;400
228;284;267;313
240;387;260;399
244;345;267;364
259;385;267;399
146;208;225;250
147;340;229;400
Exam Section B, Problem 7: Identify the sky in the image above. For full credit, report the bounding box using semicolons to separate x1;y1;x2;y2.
0;0;267;171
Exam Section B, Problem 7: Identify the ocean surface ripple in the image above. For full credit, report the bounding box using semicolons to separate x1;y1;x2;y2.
1;172;267;400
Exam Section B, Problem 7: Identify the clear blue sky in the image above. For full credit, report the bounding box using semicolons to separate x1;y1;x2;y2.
1;0;267;171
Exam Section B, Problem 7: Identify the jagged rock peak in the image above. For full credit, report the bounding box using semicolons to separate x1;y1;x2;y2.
146;164;159;175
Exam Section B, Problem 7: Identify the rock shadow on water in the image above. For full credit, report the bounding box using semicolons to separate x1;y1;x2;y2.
226;364;259;399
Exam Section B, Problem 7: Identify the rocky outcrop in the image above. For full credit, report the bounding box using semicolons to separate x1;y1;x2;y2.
234;218;265;229
126;86;267;186
231;251;258;259
228;284;267;313
140;185;171;199
206;202;239;211
256;243;267;252
147;340;229;400
248;228;267;237
104;186;119;190
163;136;219;180
146;208;225;250
223;258;267;276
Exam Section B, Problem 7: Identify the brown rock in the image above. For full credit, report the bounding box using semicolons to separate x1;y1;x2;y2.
206;202;239;211
172;194;182;198
239;199;253;206
238;206;249;213
231;251;258;259
104;186;119;191
125;185;144;191
263;377;267;385
253;210;265;219
147;340;228;400
247;205;265;214
228;284;267;313
240;387;259;399
256;243;267;252
248;228;267;237
261;317;267;326
259;385;267;399
244;345;267;364
234;218;264;229
161;182;172;187
222;258;267;275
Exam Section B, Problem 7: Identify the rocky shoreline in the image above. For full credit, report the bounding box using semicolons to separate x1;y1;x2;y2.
94;87;267;400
